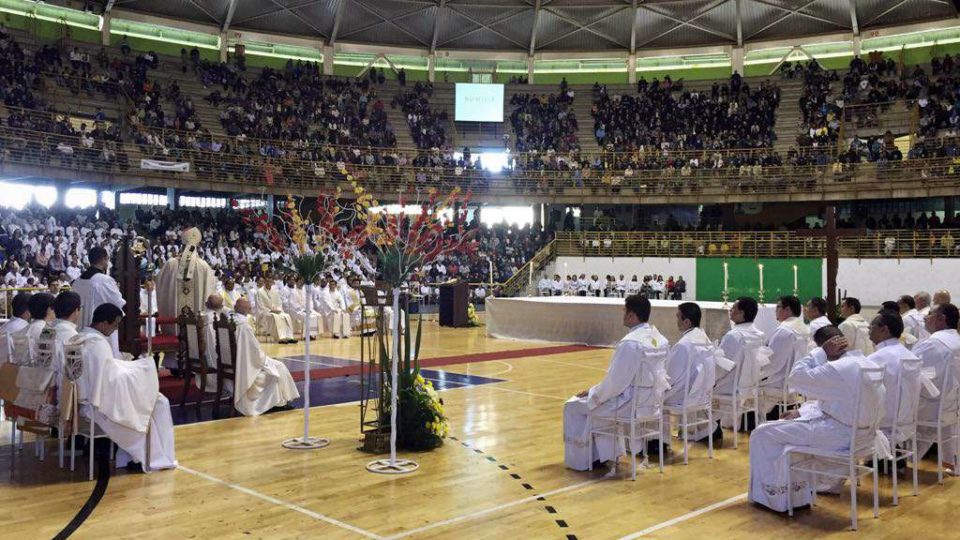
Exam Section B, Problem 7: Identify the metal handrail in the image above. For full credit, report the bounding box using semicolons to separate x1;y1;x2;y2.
501;239;556;297
556;229;960;259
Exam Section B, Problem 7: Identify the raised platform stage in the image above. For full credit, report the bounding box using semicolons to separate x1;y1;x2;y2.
486;296;778;346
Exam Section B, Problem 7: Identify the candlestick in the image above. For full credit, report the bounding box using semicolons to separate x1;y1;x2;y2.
792;264;798;296
489;259;494;287
757;263;765;304
722;261;729;307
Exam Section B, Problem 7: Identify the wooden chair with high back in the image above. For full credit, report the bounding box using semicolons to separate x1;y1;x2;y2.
177;306;216;415
214;312;239;418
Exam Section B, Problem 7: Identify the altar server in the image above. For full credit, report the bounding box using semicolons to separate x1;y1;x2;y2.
913;303;960;465
71;304;177;471
71;247;125;357
231;299;300;416
748;326;885;513
563;295;670;471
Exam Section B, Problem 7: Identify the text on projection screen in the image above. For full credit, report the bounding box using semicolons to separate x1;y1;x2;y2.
455;83;504;122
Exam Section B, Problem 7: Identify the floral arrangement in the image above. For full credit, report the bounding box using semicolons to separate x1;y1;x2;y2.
466;303;481;327
397;374;449;450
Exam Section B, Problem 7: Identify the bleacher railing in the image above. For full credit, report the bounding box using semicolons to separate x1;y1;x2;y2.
501;240;556;297
555;230;960;259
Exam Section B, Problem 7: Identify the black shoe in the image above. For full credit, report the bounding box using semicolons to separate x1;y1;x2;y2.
695;424;724;448
646;440;670;456
125;461;146;474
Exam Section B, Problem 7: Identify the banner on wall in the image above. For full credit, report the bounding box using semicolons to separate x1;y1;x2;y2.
695;258;823;302
140;159;190;172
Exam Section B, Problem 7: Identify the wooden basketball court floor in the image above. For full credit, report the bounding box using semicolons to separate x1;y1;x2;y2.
2;317;959;539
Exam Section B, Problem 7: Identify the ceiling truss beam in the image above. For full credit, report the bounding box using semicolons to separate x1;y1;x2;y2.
431;0;447;54
541;6;630;49
638;0;735;48
437;8;530;49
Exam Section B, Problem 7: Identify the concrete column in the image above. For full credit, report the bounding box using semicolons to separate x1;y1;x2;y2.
219;32;228;63
526;56;535;84
852;35;862;57
322;46;334;76
166;188;178;210
101;14;111;46
112;189;120;210
945;196;956;222
53;181;68;208
627;53;637;84
266;194;275;218
731;47;745;75
428;53;436;83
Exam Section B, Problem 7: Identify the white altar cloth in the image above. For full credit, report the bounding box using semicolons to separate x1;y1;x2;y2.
486;296;778;347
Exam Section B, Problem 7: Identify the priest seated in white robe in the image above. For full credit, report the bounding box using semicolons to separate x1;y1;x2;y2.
287;278;321;339
913;303;960;469
344;278;376;336
661;302;718;446
748;326;885;513
866;310;922;451
232;299;300;416
838;297;874;356
9;293;56;413
805;297;831;336
317;279;350;339
933;289;951;308
0;292;32;363
71;303;177;471
70;246;125;357
759;295;810;419
715;296;766;432
10;293;56;361
254;277;296;344
222;277;244;312
899;294;928;343
563;295;670;471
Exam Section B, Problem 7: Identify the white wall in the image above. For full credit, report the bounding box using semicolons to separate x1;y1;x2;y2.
837;259;960;306
553;257;697;299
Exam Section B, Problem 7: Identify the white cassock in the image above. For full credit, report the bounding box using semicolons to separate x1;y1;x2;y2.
316;288;350;338
662;326;716;439
902;309;929;343
139;288;158;338
808;316;831;336
344;287;375;335
563;323;670;470
748;348;885;512
156;249;217;334
232;315;300;416
287;287;321;338
222;289;243;311
254;287;294;341
538;278;551;296
70;328;177;470
760;317;810;410
0;317;29;363
715;322;767;428
839;314;874;356
13;319;76;418
868;338;922;446
913;329;960;460
71;269;125;357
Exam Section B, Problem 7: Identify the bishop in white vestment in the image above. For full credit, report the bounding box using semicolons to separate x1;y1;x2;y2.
156;228;217;335
912;303;960;464
71;247;125;357
232;300;300;416
71;304;177;470
749;327;885;513
563;296;670;470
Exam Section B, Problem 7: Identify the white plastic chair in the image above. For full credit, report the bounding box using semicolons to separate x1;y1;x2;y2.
663;343;716;464
63;341;116;481
759;333;807;419
883;357;923;505
713;339;762;449
588;349;668;480
916;352;960;483
786;366;886;531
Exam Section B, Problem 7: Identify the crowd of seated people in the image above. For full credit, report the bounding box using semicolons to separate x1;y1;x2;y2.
393;81;447;150
509;86;579;153
591;73;780;152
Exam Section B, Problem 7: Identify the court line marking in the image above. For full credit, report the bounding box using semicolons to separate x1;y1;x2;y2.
485;384;568;401
384;479;602;539
617;492;748;539
176;464;385;540
531;357;609;372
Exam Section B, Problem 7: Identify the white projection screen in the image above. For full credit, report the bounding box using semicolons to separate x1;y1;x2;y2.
455;83;504;122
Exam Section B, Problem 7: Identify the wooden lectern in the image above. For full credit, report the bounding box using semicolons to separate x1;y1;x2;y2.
438;281;469;327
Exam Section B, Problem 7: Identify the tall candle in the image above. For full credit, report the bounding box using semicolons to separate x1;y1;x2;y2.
793;264;798;291
489;259;494;286
723;262;729;292
758;263;764;291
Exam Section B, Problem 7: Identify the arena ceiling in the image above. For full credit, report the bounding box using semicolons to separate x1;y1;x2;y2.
108;0;958;53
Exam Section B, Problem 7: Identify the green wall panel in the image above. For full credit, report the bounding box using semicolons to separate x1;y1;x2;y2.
696;258;822;303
